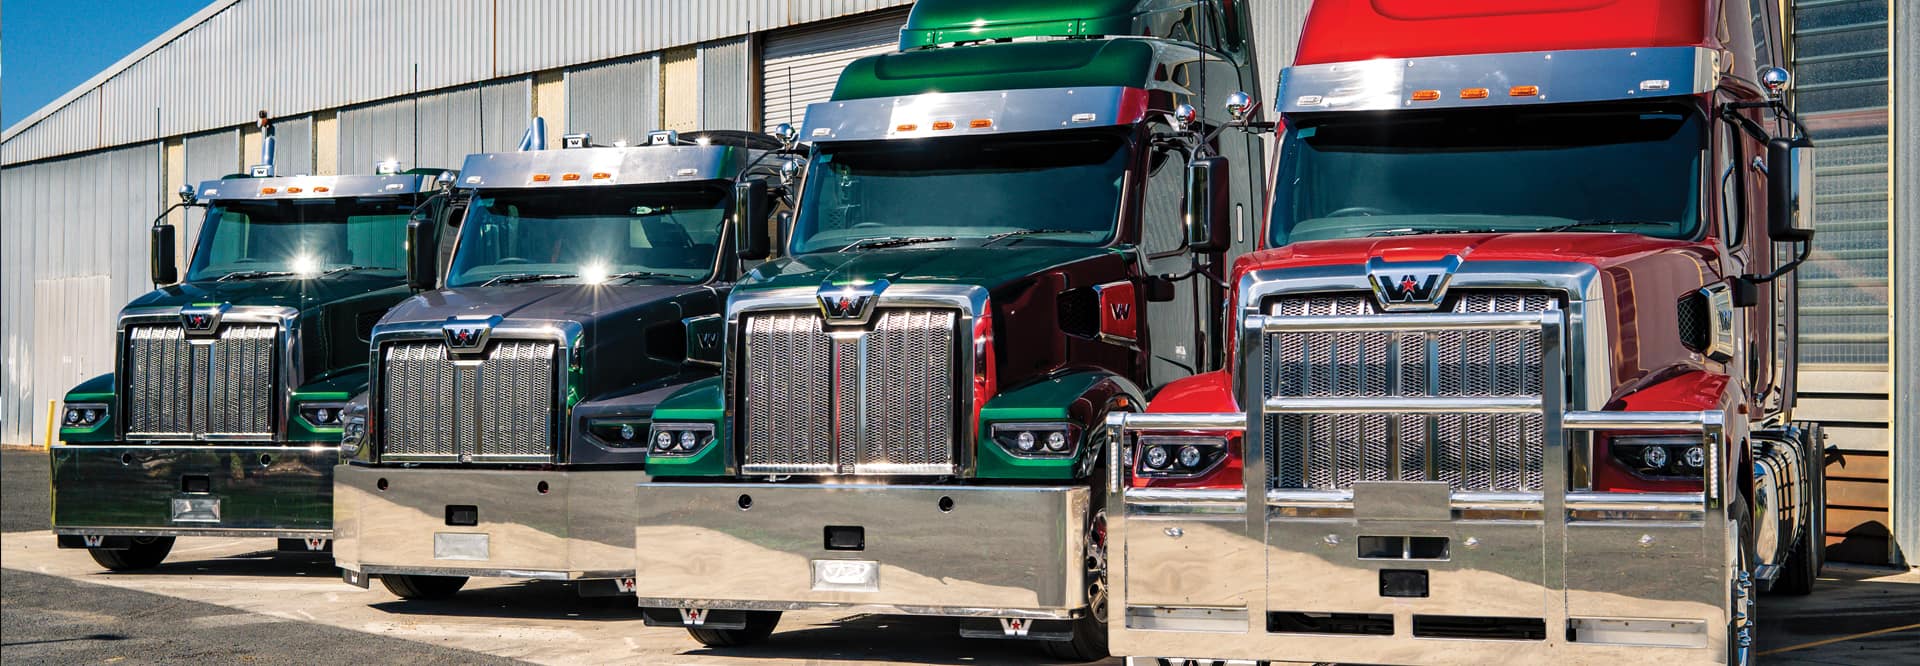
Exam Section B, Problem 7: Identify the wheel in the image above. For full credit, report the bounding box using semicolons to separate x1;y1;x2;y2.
685;611;780;647
1042;476;1109;662
1728;497;1756;666
1772;424;1825;596
86;536;174;571
380;574;468;600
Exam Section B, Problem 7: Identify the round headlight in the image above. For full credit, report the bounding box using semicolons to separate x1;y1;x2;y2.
1177;445;1203;468
619;424;636;441
1641;445;1670;469
83;409;100;425
679;430;699;451
64;409;80;425
314;408;332;424
1015;431;1037;451
1684;446;1705;468
655;431;672;449
1144;446;1170;469
1045;431;1068;452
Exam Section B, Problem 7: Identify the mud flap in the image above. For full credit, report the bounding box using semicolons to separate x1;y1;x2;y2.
57;534;134;550
278;537;332;553
576;577;639;598
340;568;371;589
639;607;749;630
955;618;1076;641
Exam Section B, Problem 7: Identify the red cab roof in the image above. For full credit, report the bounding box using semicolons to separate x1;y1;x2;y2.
1294;0;1722;66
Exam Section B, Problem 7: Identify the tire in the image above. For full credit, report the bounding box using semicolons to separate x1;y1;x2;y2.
1728;496;1756;666
685;611;780;647
1772;424;1825;596
1042;473;1110;662
86;536;174;571
380;574;468;600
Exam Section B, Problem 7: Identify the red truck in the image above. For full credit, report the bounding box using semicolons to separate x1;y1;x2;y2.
1104;1;1823;664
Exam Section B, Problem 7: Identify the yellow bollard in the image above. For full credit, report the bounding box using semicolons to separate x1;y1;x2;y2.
46;399;58;448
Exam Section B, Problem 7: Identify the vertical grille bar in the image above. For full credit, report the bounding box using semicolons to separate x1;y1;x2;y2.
378;338;556;461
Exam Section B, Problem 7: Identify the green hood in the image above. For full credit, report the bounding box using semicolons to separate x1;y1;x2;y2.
125;273;409;314
743;245;1125;294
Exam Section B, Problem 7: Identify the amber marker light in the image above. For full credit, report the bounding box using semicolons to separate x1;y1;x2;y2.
932;120;955;130
969;119;993;128
592;172;612;180
532;174;551;182
259;187;278;194
1460;88;1490;99
562;173;582;181
1509;85;1540;97
1410;89;1441;102
286;187;303;193
895;123;918;132
314;186;330;193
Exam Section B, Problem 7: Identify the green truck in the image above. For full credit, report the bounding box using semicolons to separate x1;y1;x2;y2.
52;134;450;570
629;0;1267;658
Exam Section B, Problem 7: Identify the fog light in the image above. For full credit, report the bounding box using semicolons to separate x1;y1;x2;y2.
1685;446;1705;468
1046;431;1068;451
1178;445;1203;468
314;408;331;424
64;409;80;425
619;423;636;441
679;430;698;451
1015;431;1037;451
655;431;672;449
1145;446;1171;469
1641;445;1669;469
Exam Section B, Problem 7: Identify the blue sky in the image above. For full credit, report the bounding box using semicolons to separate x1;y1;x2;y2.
3;0;208;129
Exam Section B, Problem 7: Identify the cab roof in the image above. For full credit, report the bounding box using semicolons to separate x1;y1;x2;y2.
1295;0;1722;66
899;0;1200;50
832;38;1159;101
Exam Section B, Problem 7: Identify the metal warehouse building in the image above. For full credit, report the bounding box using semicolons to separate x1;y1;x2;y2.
1;1;1912;565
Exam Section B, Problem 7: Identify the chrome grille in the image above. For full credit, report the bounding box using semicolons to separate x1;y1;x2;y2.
123;323;277;438
739;308;960;475
379;339;557;462
1264;293;1555;492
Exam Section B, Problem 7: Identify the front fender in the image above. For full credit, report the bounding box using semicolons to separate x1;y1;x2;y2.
59;373;117;443
975;370;1144;480
640;377;727;477
288;367;369;443
1144;370;1239;414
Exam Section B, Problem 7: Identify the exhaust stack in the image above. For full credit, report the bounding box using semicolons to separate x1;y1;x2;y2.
518;117;549;152
249;110;276;177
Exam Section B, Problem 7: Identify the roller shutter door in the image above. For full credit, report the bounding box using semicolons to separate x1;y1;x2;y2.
759;9;909;132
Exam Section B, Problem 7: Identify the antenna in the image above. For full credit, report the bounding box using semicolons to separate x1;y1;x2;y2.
786;65;796;131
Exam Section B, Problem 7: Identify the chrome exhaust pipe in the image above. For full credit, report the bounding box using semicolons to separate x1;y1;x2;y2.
517;116;548;151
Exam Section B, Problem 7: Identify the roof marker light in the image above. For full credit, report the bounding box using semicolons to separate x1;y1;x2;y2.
1509;85;1539;97
1070;113;1097;123
286;186;303;193
562;173;582;181
932;120;955;131
1460;88;1489;100
1411;89;1440;102
969;119;992;129
592;172;612;180
895;123;918;132
259;187;278;194
314;186;330;193
532;174;551;182
1640;79;1671;91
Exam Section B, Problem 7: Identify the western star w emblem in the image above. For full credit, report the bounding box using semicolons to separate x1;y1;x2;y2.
1368;255;1461;311
818;280;887;325
179;303;229;335
442;318;495;353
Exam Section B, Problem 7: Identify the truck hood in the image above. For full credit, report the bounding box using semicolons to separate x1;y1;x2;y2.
1233;232;1716;278
744;245;1123;294
126;273;409;315
384;282;717;324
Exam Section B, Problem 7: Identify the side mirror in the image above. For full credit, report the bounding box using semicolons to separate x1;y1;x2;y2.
683;314;723;367
405;214;438;291
1767;138;1815;243
150;224;179;285
734;179;772;261
1184;156;1231;252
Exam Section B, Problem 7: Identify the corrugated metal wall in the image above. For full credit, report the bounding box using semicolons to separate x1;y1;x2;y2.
700;38;755;130
760;9;910;132
182;129;241;244
1890;0;1915;566
0;144;161;445
1249;0;1311;99
271;115;316;176
567;55;661;146
338;78;532;173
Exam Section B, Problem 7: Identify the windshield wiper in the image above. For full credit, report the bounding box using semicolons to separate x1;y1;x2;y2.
1541;219;1658;233
602;271;685;283
317;265;386;277
480;273;577;287
983;228;1080;246
216;270;297;281
840;236;956;251
1366;227;1507;237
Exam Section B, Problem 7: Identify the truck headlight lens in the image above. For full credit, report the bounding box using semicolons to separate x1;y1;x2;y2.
299;403;348;427
620;424;637;441
649;423;715;457
62;403;108;429
1608;435;1704;479
586;420;651;448
990;423;1079;458
1135;435;1229;478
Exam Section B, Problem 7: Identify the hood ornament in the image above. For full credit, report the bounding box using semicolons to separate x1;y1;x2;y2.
818;280;887;326
442;317;498;354
1367;256;1461;311
179;303;231;336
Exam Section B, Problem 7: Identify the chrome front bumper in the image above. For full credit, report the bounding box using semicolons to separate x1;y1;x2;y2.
632;483;1090;619
332;464;647;581
50;444;334;538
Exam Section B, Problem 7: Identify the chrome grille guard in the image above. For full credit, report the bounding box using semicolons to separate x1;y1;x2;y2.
115;305;297;442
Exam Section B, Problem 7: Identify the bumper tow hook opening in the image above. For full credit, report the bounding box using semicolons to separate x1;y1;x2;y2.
938;495;955;512
376;477;389;492
536;480;550;495
180;474;211;494
120;453;133;465
737;493;753;510
258;453;273;467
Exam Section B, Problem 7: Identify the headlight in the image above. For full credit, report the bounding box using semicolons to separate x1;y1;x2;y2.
300;403;348;427
586;419;651;448
62;403;108;429
1134;435;1228;478
990;423;1079;459
648;423;715;457
1609;435;1705;479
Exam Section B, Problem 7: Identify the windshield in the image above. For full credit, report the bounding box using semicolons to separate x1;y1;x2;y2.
1269;102;1706;245
186;197;415;281
446;185;727;288
790;130;1130;253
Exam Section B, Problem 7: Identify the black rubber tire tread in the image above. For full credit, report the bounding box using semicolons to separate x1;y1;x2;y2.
86;537;174;571
1771;423;1825;596
379;574;468;600
685;611;780;647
